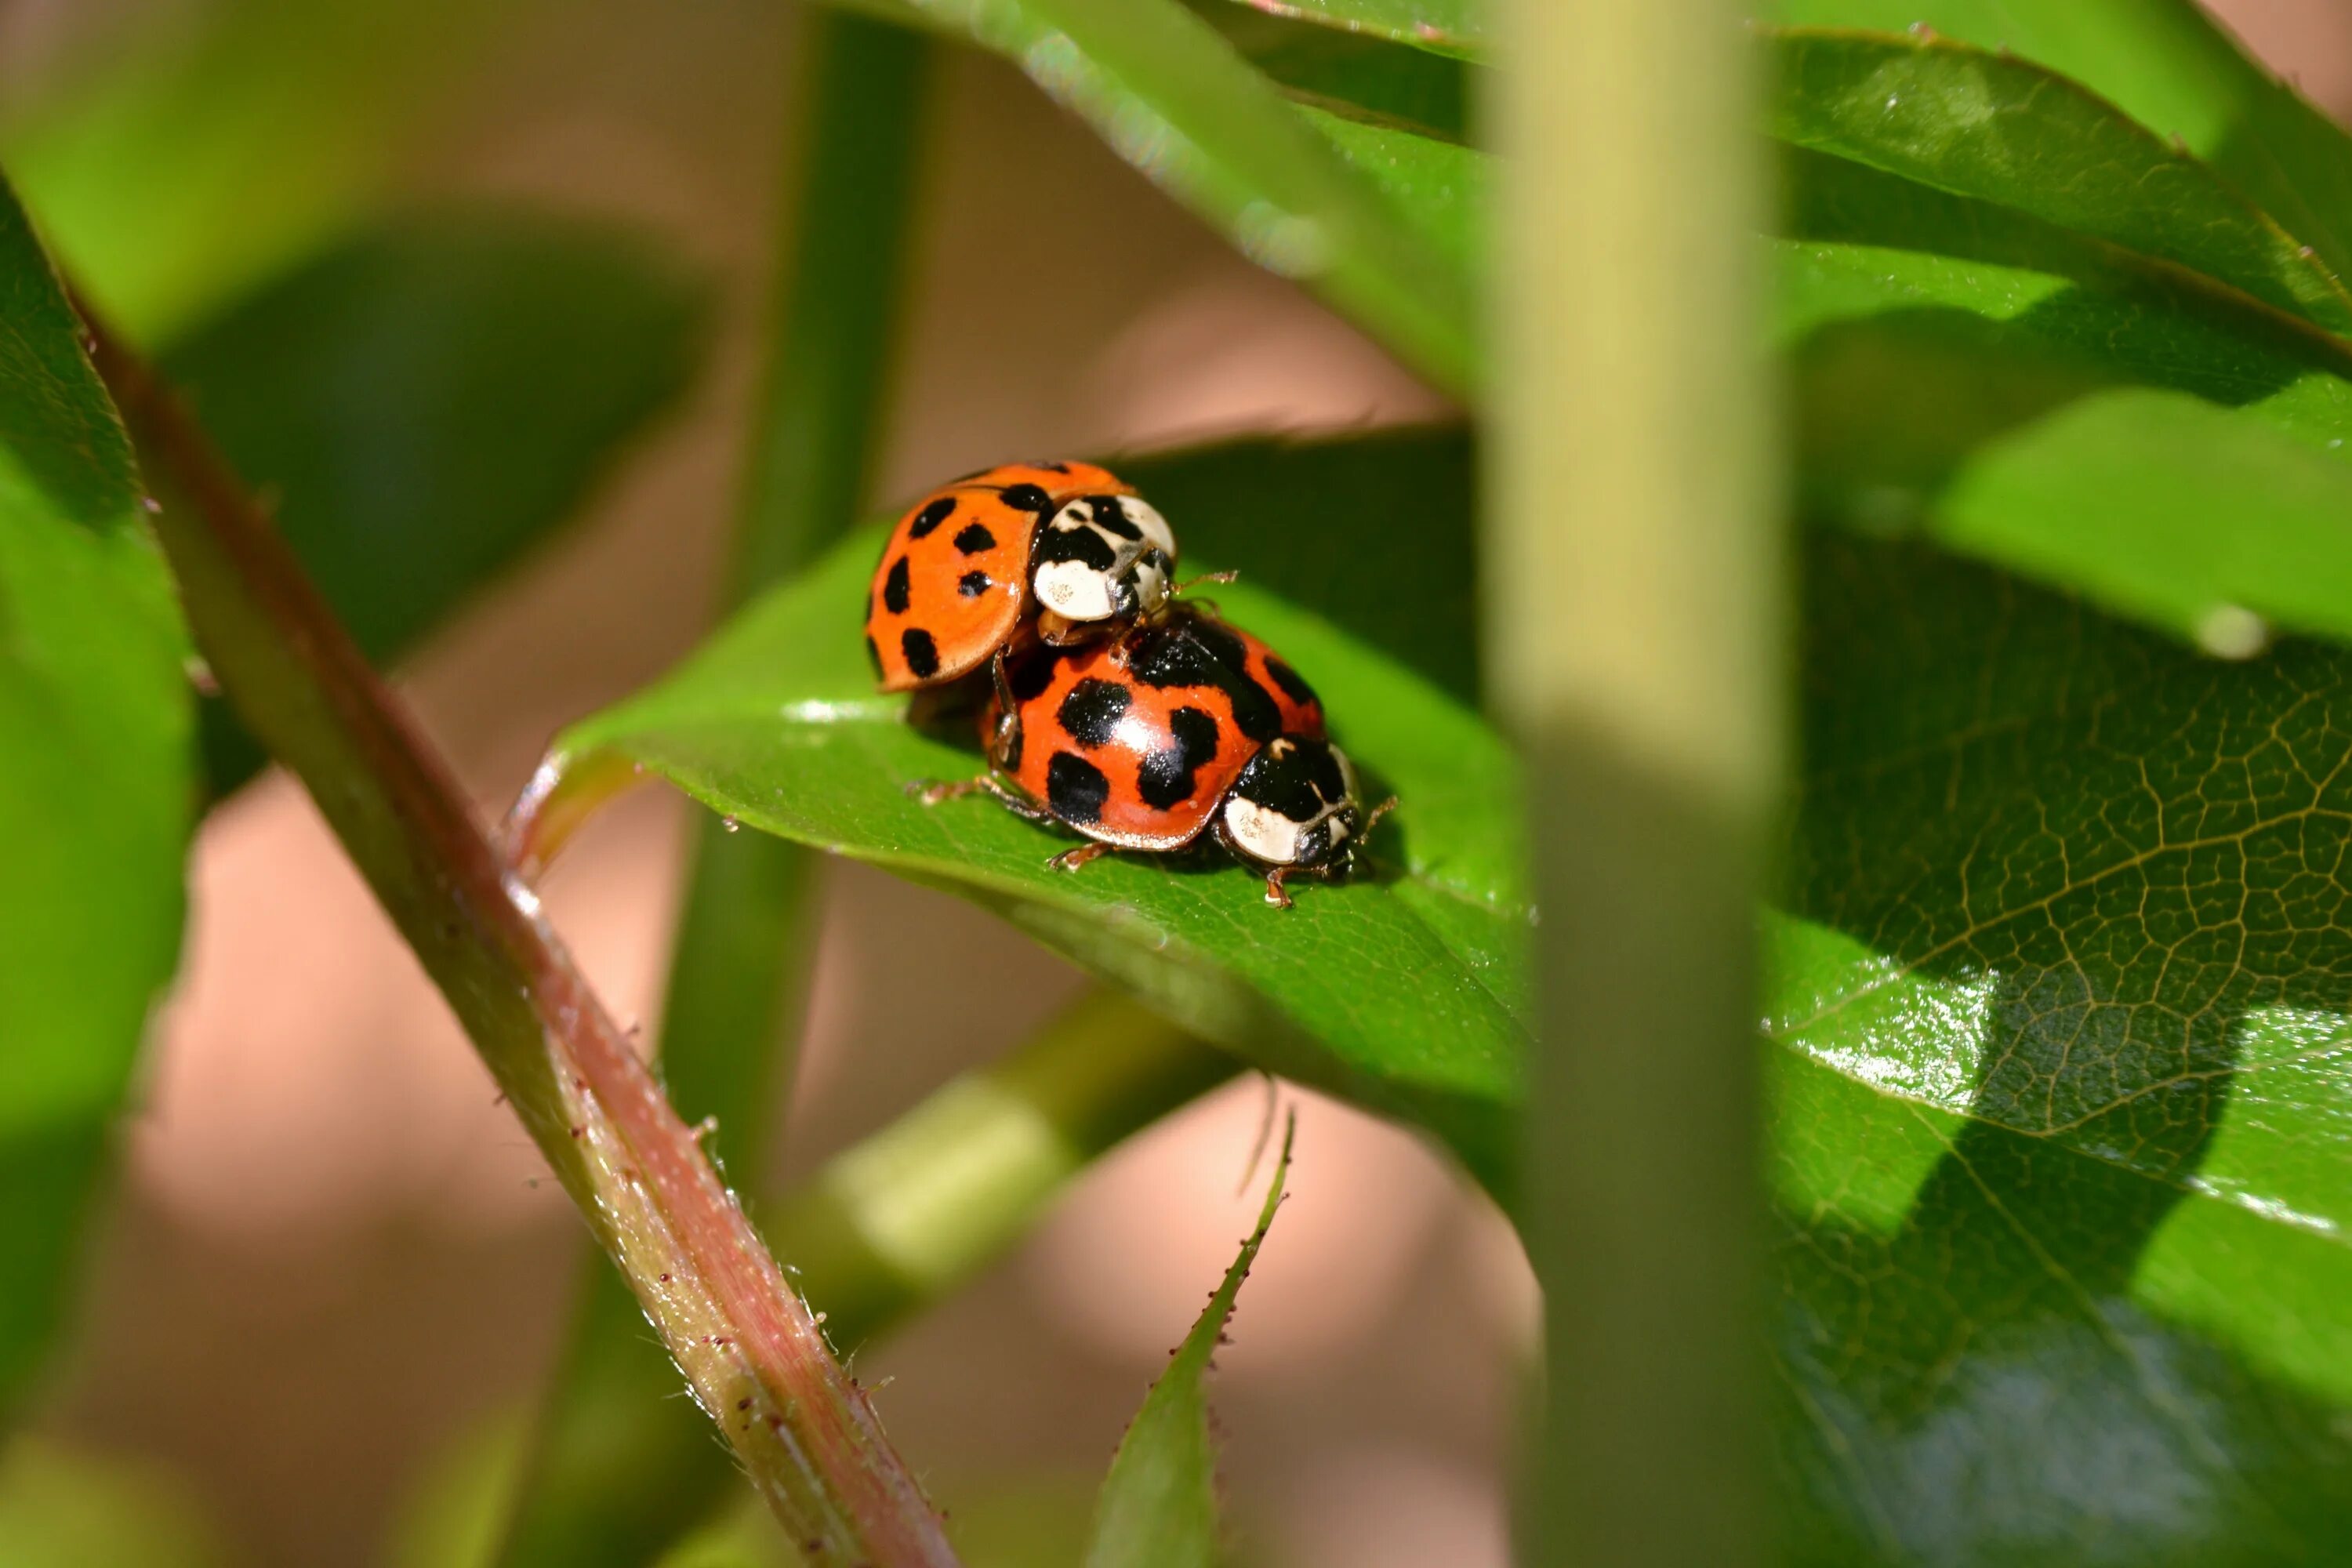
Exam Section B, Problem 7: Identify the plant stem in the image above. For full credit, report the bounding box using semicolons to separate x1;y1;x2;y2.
87;318;961;1566
1488;2;1780;1565
506;989;1236;1565
773;989;1240;1345
495;14;933;1563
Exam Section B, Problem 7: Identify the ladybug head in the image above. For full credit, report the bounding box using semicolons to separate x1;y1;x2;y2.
1220;735;1387;877
1031;495;1178;626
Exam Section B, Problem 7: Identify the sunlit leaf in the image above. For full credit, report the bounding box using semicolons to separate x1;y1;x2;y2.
0;176;191;1418
551;432;1526;1196
1766;532;2352;1559
815;0;1476;394
1768;0;2352;291
1769;29;2352;336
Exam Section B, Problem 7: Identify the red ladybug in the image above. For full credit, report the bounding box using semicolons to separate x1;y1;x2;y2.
865;461;1179;692
916;612;1392;908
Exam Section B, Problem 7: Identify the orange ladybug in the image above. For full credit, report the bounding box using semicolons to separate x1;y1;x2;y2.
916;610;1390;908
864;461;1178;692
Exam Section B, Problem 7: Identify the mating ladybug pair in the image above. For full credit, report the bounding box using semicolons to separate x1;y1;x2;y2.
865;461;1392;908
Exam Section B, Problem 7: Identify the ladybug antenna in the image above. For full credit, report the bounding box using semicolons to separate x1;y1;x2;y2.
1363;795;1399;838
1174;570;1239;596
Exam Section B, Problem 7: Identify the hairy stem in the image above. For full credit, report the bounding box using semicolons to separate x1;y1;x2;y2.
89;316;960;1566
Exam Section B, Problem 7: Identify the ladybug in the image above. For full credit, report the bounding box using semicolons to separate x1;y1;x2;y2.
915;612;1393;908
865;460;1181;693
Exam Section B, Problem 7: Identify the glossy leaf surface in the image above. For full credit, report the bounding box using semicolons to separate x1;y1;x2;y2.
1250;33;2352;656
0;180;191;1417
556;434;1527;1196
162;212;706;795
1083;1120;1290;1568
1769;29;2352;336
1768;0;2352;289
1767;532;2352;1561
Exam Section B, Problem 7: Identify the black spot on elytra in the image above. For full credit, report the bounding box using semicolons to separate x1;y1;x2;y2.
1056;678;1130;748
1265;657;1316;710
1036;517;1117;571
1088;496;1143;541
1129;620;1281;742
953;521;997;555
1047;753;1110;825
900;627;940;680
882;556;912;614
865;635;882;679
908;498;956;538
1138;706;1221;810
958;571;991;597
997;482;1053;514
1035;459;1070;473
1007;651;1058;703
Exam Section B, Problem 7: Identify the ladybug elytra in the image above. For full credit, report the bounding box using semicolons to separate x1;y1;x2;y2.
917;611;1392;909
865;461;1178;692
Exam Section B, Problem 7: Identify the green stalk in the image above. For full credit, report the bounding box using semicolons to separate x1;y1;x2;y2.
492;13;934;1566
1487;4;1780;1566
767;989;1237;1347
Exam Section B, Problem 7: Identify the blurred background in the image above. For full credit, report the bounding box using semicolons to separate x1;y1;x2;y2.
0;1;2340;1563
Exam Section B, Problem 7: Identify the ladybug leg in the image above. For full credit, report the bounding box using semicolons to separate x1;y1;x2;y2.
987;650;1025;769
908;772;1054;825
1262;866;1294;909
1047;840;1116;875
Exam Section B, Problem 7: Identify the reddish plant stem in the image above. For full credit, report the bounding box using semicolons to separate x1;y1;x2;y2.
87;313;959;1566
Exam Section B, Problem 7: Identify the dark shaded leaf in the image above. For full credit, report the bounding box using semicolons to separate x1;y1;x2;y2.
161;212;707;795
0;176;191;1417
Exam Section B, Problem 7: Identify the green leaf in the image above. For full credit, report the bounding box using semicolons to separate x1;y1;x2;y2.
1766;0;2352;291
2;0;522;341
1083;1116;1290;1568
1266;56;2352;658
1210;0;1485;60
825;0;1476;394
1769;29;2352;337
1777;150;2352;650
158;212;707;796
1766;531;2352;1559
1192;5;1468;141
553;433;1527;1197
0;177;191;1417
